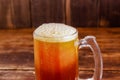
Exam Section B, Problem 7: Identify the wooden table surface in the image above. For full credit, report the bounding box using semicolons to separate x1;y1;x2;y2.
0;28;120;80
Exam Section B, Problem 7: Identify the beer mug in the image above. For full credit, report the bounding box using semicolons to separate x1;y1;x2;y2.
33;23;103;80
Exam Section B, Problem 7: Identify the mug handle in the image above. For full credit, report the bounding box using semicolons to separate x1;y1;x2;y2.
78;36;103;80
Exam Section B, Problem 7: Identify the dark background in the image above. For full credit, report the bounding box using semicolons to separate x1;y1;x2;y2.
0;0;120;29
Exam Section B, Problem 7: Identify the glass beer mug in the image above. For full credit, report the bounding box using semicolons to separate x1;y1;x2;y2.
33;23;103;80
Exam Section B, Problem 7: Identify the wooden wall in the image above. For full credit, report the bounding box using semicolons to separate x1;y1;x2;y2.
0;0;31;28
0;0;119;28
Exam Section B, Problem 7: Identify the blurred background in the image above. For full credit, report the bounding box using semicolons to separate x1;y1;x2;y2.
0;0;120;29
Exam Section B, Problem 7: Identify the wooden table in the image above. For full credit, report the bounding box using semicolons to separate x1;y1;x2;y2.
0;28;120;80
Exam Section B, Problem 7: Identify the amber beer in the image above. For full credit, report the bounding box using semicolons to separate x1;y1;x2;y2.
34;39;78;80
33;23;78;80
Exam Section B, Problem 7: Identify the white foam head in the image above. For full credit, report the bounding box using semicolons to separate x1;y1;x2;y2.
33;23;78;42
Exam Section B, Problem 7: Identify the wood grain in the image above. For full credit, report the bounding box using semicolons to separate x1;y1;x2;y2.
0;70;35;80
79;70;120;80
0;29;34;69
11;0;31;28
79;28;120;70
66;0;71;25
100;0;120;27
31;0;65;27
0;0;31;29
0;0;13;28
0;28;119;79
0;28;119;71
0;0;120;28
0;70;119;80
70;0;99;27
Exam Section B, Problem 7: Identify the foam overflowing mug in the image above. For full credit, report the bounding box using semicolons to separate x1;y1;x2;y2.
33;23;103;80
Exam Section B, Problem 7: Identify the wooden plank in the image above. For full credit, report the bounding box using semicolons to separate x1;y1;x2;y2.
0;0;13;28
100;0;120;27
0;53;34;70
79;51;120;70
11;0;31;28
0;70;35;80
0;70;119;80
79;70;120;80
0;28;119;70
66;0;71;25
70;0;99;27
0;29;34;69
77;28;120;38
31;0;65;27
0;0;31;29
0;29;34;55
77;28;120;70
